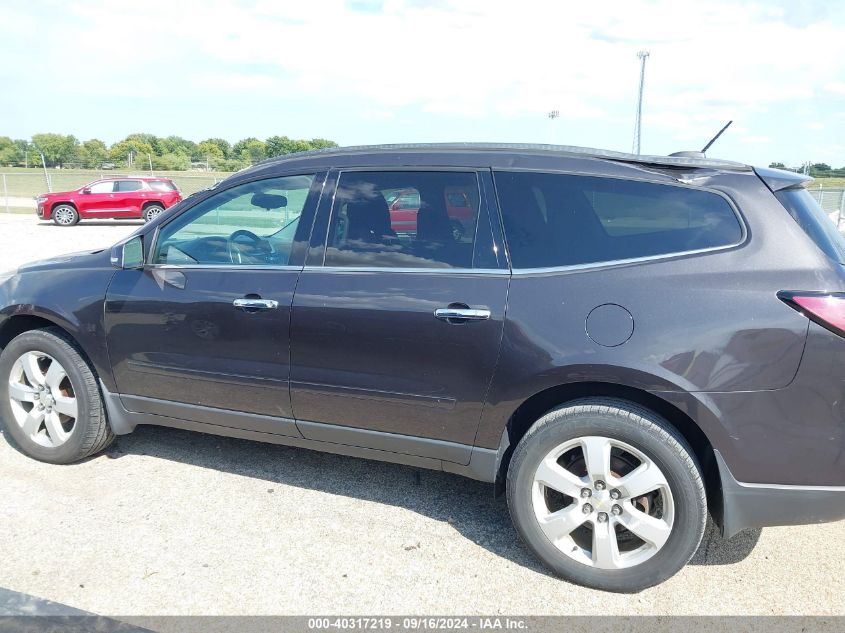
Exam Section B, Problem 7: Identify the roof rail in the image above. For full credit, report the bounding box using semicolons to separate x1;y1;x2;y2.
256;142;751;171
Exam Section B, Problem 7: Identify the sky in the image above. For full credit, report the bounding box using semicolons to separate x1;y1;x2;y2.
2;0;844;167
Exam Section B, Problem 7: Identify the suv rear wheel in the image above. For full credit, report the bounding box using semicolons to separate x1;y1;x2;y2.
506;398;706;592
143;204;165;222
0;328;114;464
52;204;79;226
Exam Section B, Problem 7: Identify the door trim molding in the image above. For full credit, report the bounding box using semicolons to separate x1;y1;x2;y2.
100;383;497;481
119;393;300;437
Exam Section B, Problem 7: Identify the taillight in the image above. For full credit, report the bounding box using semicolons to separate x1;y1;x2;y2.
778;291;845;338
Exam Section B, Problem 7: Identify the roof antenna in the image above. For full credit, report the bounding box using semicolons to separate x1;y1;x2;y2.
701;120;733;155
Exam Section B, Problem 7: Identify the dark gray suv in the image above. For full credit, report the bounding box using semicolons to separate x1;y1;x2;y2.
1;143;844;592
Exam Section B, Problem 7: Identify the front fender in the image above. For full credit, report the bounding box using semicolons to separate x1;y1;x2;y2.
0;261;117;391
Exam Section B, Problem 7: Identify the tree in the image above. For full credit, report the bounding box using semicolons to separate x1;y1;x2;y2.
31;133;79;167
0;136;23;166
199;138;231;159
265;136;339;158
109;138;154;168
768;162;787;169
158;135;197;159
197;141;225;160
232;137;266;164
265;135;310;157
152;153;191;170
77;139;109;168
124;133;161;156
308;138;338;150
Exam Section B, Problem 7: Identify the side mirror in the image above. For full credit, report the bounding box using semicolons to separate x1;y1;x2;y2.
110;236;144;269
82;187;91;194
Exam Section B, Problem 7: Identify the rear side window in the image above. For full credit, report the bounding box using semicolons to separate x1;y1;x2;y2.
325;171;481;269
148;180;177;192
494;171;743;269
776;187;845;264
115;180;143;192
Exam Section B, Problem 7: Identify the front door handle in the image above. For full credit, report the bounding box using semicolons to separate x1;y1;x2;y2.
233;298;278;311
434;307;491;321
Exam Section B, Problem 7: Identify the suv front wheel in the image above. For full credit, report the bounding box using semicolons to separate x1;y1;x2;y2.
0;327;114;464
52;204;79;226
506;398;707;592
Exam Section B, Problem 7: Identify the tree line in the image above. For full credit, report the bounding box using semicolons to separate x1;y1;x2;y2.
0;133;339;172
769;162;845;178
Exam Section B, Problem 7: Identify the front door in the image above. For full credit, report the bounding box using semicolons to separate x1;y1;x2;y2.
104;172;324;436
81;180;119;215
290;169;509;462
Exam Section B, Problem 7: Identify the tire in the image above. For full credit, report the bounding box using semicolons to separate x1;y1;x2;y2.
52;204;79;226
506;397;706;592
0;327;114;464
143;204;165;222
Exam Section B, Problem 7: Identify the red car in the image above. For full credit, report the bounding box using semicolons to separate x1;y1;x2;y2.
385;187;476;240
36;177;182;226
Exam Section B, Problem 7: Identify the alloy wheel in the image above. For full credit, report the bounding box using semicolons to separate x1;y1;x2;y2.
54;207;75;225
7;351;78;448
145;207;163;221
531;435;674;570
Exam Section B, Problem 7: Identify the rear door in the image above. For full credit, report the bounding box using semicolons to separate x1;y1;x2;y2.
113;179;145;217
289;169;509;463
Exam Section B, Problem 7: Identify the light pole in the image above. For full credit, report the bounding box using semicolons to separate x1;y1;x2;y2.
31;143;51;192
548;110;560;142
633;50;650;155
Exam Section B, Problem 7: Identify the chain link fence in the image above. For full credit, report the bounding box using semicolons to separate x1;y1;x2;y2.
807;186;845;229
1;170;232;213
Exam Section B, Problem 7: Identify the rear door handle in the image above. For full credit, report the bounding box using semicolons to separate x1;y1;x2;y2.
233;298;278;311
434;307;491;321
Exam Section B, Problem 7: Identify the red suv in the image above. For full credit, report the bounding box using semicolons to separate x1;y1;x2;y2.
36;177;182;226
385;187;476;240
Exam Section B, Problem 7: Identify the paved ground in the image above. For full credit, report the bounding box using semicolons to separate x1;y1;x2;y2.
0;213;843;616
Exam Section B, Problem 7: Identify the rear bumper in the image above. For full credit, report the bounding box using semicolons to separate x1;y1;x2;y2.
716;450;845;538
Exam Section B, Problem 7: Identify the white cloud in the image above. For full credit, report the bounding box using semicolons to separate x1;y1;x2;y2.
6;0;842;120
2;0;844;163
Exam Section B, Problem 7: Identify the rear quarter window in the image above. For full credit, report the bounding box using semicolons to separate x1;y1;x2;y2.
775;187;845;265
494;171;743;269
149;180;177;192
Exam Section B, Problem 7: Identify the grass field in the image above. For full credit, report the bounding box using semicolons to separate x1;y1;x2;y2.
809;177;845;188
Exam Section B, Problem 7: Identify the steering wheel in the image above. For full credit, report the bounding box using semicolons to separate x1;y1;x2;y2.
227;229;273;264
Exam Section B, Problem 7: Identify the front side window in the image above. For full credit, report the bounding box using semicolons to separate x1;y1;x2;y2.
115;180;143;192
494;171;743;269
87;181;114;194
324;171;481;269
153;174;315;266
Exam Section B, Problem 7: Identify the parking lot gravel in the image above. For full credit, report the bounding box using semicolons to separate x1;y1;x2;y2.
0;213;843;616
